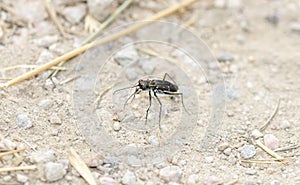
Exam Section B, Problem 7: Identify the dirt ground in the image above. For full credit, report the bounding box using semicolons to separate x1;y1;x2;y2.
0;0;299;184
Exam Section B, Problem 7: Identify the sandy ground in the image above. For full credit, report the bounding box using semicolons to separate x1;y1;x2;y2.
0;0;299;184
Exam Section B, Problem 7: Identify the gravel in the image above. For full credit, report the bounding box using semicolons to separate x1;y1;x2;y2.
38;99;54;109
240;144;256;159
49;114;62;125
264;134;280;150
62;4;87;24
16;113;33;129
99;176;117;185
45;162;67;182
245;169;257;175
159;165;182;183
122;171;136;185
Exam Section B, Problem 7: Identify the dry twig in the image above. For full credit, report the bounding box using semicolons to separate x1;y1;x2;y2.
45;0;67;37
0;148;25;158
0;165;37;173
259;99;280;132
255;140;286;162
4;0;198;88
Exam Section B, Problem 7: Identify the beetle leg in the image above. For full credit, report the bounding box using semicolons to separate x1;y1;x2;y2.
145;90;152;124
153;92;162;130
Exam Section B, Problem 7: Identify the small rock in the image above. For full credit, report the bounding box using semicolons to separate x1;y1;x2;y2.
245;169;257;175
148;135;160;146
125;68;138;81
45;162;67;182
16;113;33;129
214;0;225;8
114;45;139;67
251;129;263;139
240;144;256;159
159;165;182;183
49;114;62;125
204;175;221;185
270;180;280;185
140;58;157;75
0;26;4;40
279;120;291;129
205;156;214;163
226;0;242;9
290;22;300;32
30;149;56;163
265;13;279;26
99;176;117;185
122;171;136;185
44;79;55;90
223;147;232;156
87;154;104;168
217;52;234;62
63;4;87;24
187;174;198;185
36;49;55;65
87;0;115;22
218;142;229;151
113;122;121;131
3;175;12;181
32;35;59;48
38;99;53;109
264;134;279;150
16;174;29;183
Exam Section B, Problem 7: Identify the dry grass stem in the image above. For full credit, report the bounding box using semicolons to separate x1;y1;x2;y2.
0;165;37;173
0;148;25;158
256;140;286;162
69;148;97;185
4;0;198;88
45;0;66;37
260;99;280;132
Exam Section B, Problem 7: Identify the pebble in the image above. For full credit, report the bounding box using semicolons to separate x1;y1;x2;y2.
87;154;104;168
0;26;4;40
113;122;121;131
32;35;59;48
45;162;67;182
217;52;234;62
187;174;199;185
227;0;242;9
223;147;232;156
214;0;225;8
270;180;280;185
240;144;256;159
3;175;12;181
265;13;279;26
148;135;160;146
30;149;56;163
251;129;263;139
87;0;115;22
16;113;33;129
36;49;54;65
264;134;279;150
290;22;300;32
38;99;53;109
279;120;291;129
205;156;214;163
245;169;257;175
122;171;136;185
99;176;117;185
218;142;229;151
159;165;182;183
49;114;62;125
16;174;29;183
125;68;138;81
140;58;157;74
204;175;221;185
63;4;86;24
114;45;139;67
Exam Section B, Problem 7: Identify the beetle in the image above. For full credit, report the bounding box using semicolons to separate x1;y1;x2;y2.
114;73;188;129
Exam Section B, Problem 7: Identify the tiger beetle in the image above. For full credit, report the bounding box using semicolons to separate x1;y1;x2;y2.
114;73;189;130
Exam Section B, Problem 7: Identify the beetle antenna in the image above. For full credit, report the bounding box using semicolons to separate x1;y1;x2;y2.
113;84;138;95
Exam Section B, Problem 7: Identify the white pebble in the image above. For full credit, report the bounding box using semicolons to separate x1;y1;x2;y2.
264;134;280;150
240;144;256;159
16;174;29;183
16;113;33;129
99;176;117;185
159;166;182;183
187;174;199;185
122;171;136;185
205;156;214;163
113;122;121;131
38;99;53;109
148;135;160;146
218;142;229;151
279;120;291;129
45;162;67;182
204;175;221;185
251;129;263;139
223;147;232;156
63;4;86;24
49;114;62;125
